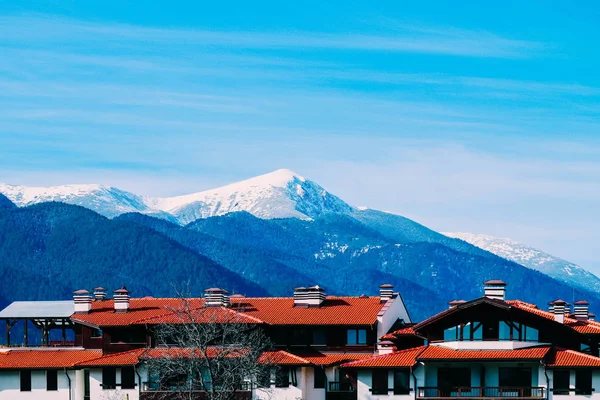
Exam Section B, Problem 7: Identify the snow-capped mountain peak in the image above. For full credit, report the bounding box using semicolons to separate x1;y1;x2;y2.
443;232;600;293
0;169;354;224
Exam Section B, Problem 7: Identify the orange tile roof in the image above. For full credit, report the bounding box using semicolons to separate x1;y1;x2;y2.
0;349;101;369
418;345;550;361
230;296;385;325
508;300;600;334
76;348;147;366
299;352;374;366
381;327;418;340
547;348;600;368
70;296;385;327
259;351;311;366
71;298;263;327
341;346;426;368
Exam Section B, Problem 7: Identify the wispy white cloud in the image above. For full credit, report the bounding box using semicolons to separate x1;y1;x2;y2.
0;14;547;58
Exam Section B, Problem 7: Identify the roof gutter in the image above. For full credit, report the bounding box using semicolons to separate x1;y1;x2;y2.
411;346;429;400
64;368;71;400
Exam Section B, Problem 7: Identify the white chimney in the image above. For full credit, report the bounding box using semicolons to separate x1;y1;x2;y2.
113;287;130;313
379;284;394;303
448;300;466;309
551;300;568;324
205;288;230;307
93;287;107;301
377;340;395;355
483;280;507;301
293;285;326;307
73;289;93;314
574;300;590;321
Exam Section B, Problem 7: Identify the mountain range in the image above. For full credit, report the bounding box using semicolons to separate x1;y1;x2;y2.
1;169;599;322
444;232;600;294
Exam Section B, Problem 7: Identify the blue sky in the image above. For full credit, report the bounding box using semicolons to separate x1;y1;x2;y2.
0;1;599;270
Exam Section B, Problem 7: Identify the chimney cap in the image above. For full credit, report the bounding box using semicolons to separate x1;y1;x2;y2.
73;289;90;295
113;286;129;294
574;300;590;305
229;294;244;298
378;340;394;346
448;300;467;306
307;285;325;291
549;299;570;306
379;283;394;289
589;313;597;318
484;279;507;286
204;287;229;294
93;286;106;291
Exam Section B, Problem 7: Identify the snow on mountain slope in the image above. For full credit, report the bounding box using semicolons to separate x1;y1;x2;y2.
0;169;354;224
0;183;152;218
444;232;600;294
150;169;354;224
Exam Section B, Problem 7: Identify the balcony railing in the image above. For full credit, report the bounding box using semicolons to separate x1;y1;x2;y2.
418;387;545;399
327;381;357;400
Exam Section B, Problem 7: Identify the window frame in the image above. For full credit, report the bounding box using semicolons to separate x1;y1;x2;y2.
314;367;326;389
553;370;570;395
275;367;290;388
393;369;410;395
347;328;368;345
121;366;136;390
102;367;117;390
46;369;59;391
20;370;32;392
371;369;389;395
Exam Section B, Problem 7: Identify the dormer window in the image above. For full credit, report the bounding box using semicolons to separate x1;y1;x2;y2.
347;329;367;345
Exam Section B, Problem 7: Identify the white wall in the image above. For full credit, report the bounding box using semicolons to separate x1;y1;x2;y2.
377;296;411;340
0;369;76;400
253;366;306;400
89;368;139;400
356;368;419;400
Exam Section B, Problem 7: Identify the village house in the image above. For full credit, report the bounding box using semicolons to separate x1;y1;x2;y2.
0;284;410;400
341;281;600;400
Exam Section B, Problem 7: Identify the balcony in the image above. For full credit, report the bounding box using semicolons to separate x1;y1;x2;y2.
417;387;545;399
327;381;357;400
141;382;251;400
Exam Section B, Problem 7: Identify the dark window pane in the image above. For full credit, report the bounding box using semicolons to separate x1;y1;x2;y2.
102;367;117;389
121;367;136;389
47;369;58;391
575;370;592;395
312;329;326;345
372;370;388;395
20;370;32;392
347;329;357;345
275;367;290;388
394;369;410;395
257;369;271;388
553;370;570;395
358;329;367;345
314;367;326;389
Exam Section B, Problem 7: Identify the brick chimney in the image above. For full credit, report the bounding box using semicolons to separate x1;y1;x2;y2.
73;289;93;314
205;288;230;307
379;284;394;303
574;300;590;321
483;280;507;301
293;285;326;307
113;287;130;313
93;287;107;301
550;300;569;323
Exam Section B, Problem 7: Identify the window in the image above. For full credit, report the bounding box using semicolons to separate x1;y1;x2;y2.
444;326;458;341
90;328;103;338
102;367;117;389
20;370;32;392
275;367;290;388
499;321;512;340
257;369;271;388
394;369;410;395
314;367;326;389
575;369;592;395
553;370;570;395
524;326;538;342
347;329;367;345
121;367;136;389
482;321;499;340
499;367;531;387
312;329;326;346
47;369;58;391
438;368;470;390
372;369;388;395
472;322;482;340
